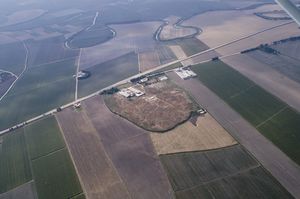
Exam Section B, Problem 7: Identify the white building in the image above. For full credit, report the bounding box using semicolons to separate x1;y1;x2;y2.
174;68;197;80
118;87;145;98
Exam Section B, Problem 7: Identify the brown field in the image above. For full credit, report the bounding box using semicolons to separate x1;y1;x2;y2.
138;51;161;72
105;81;198;132
80;21;162;69
222;54;300;112
56;108;130;199
0;181;37;199
169;45;193;67
150;114;237;155
159;16;198;41
182;4;299;55
83;96;175;199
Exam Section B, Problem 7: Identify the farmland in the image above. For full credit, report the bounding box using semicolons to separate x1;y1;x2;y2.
83;96;174;199
0;181;38;199
0;116;84;199
191;60;300;165
78;52;138;98
150;114;237;155
31;148;82;199
56;107;130;199
67;26;114;49
175;38;209;57
138;51;161;72
0;129;32;193
161;145;293;199
0;58;76;130
104;80;198;132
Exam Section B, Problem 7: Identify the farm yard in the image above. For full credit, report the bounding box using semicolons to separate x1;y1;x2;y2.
0;116;84;199
104;80;199;132
150;113;237;155
161;145;293;199
191;60;300;165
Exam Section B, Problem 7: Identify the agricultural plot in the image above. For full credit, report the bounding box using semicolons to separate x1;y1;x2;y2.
161;145;293;199
0;181;38;199
24;116;65;160
83;96;174;199
175;38;209;57
105;81;198;132
222;54;300;112
0;129;32;194
0;58;76;130
138;51;161;72
27;36;79;67
169;45;193;67
0;73;16;98
79;21;162;69
191;60;300;165
0;9;46;27
56;108;130;199
67;26;114;49
272;39;300;60
78;52;138;98
155;45;177;65
247;50;300;83
31;148;82;199
158;16;198;41
0;41;26;75
150;114;237;155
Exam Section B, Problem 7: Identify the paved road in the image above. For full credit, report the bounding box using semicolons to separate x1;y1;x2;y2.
168;72;300;199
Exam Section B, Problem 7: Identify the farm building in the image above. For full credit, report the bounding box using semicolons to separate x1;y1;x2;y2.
118;87;145;98
174;68;197;80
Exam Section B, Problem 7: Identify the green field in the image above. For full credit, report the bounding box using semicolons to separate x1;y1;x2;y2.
25;116;65;160
0;129;32;193
161;145;293;199
32;148;82;199
0;59;76;130
0;117;84;198
68;26;114;48
78;52;138;97
191;61;300;165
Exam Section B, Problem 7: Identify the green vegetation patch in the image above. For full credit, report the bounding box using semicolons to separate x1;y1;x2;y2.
160;145;258;191
25;116;65;160
161;145;292;199
78;52;138;97
32;148;82;199
68;26;114;48
192;60;300;165
0;129;32;193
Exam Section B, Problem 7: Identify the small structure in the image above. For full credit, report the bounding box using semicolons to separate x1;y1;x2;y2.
174;68;197;80
74;102;81;109
158;75;168;81
118;87;145;98
77;70;91;80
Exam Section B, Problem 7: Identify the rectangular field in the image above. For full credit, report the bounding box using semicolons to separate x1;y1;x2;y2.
83;96;174;199
24;116;65;160
0;129;32;194
56;108;130;199
175;38;209;57
31;148;82;199
191;61;300;165
0;181;38;199
161;145;293;199
78;52;138;98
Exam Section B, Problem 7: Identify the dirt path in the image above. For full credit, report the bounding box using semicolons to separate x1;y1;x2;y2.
168;72;300;198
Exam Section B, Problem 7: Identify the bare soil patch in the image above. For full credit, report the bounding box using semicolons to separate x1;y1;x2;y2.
138;51;161;72
56;108;130;199
150;114;237;155
105;81;199;132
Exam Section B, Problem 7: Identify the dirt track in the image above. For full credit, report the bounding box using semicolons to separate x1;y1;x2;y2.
168;72;300;198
